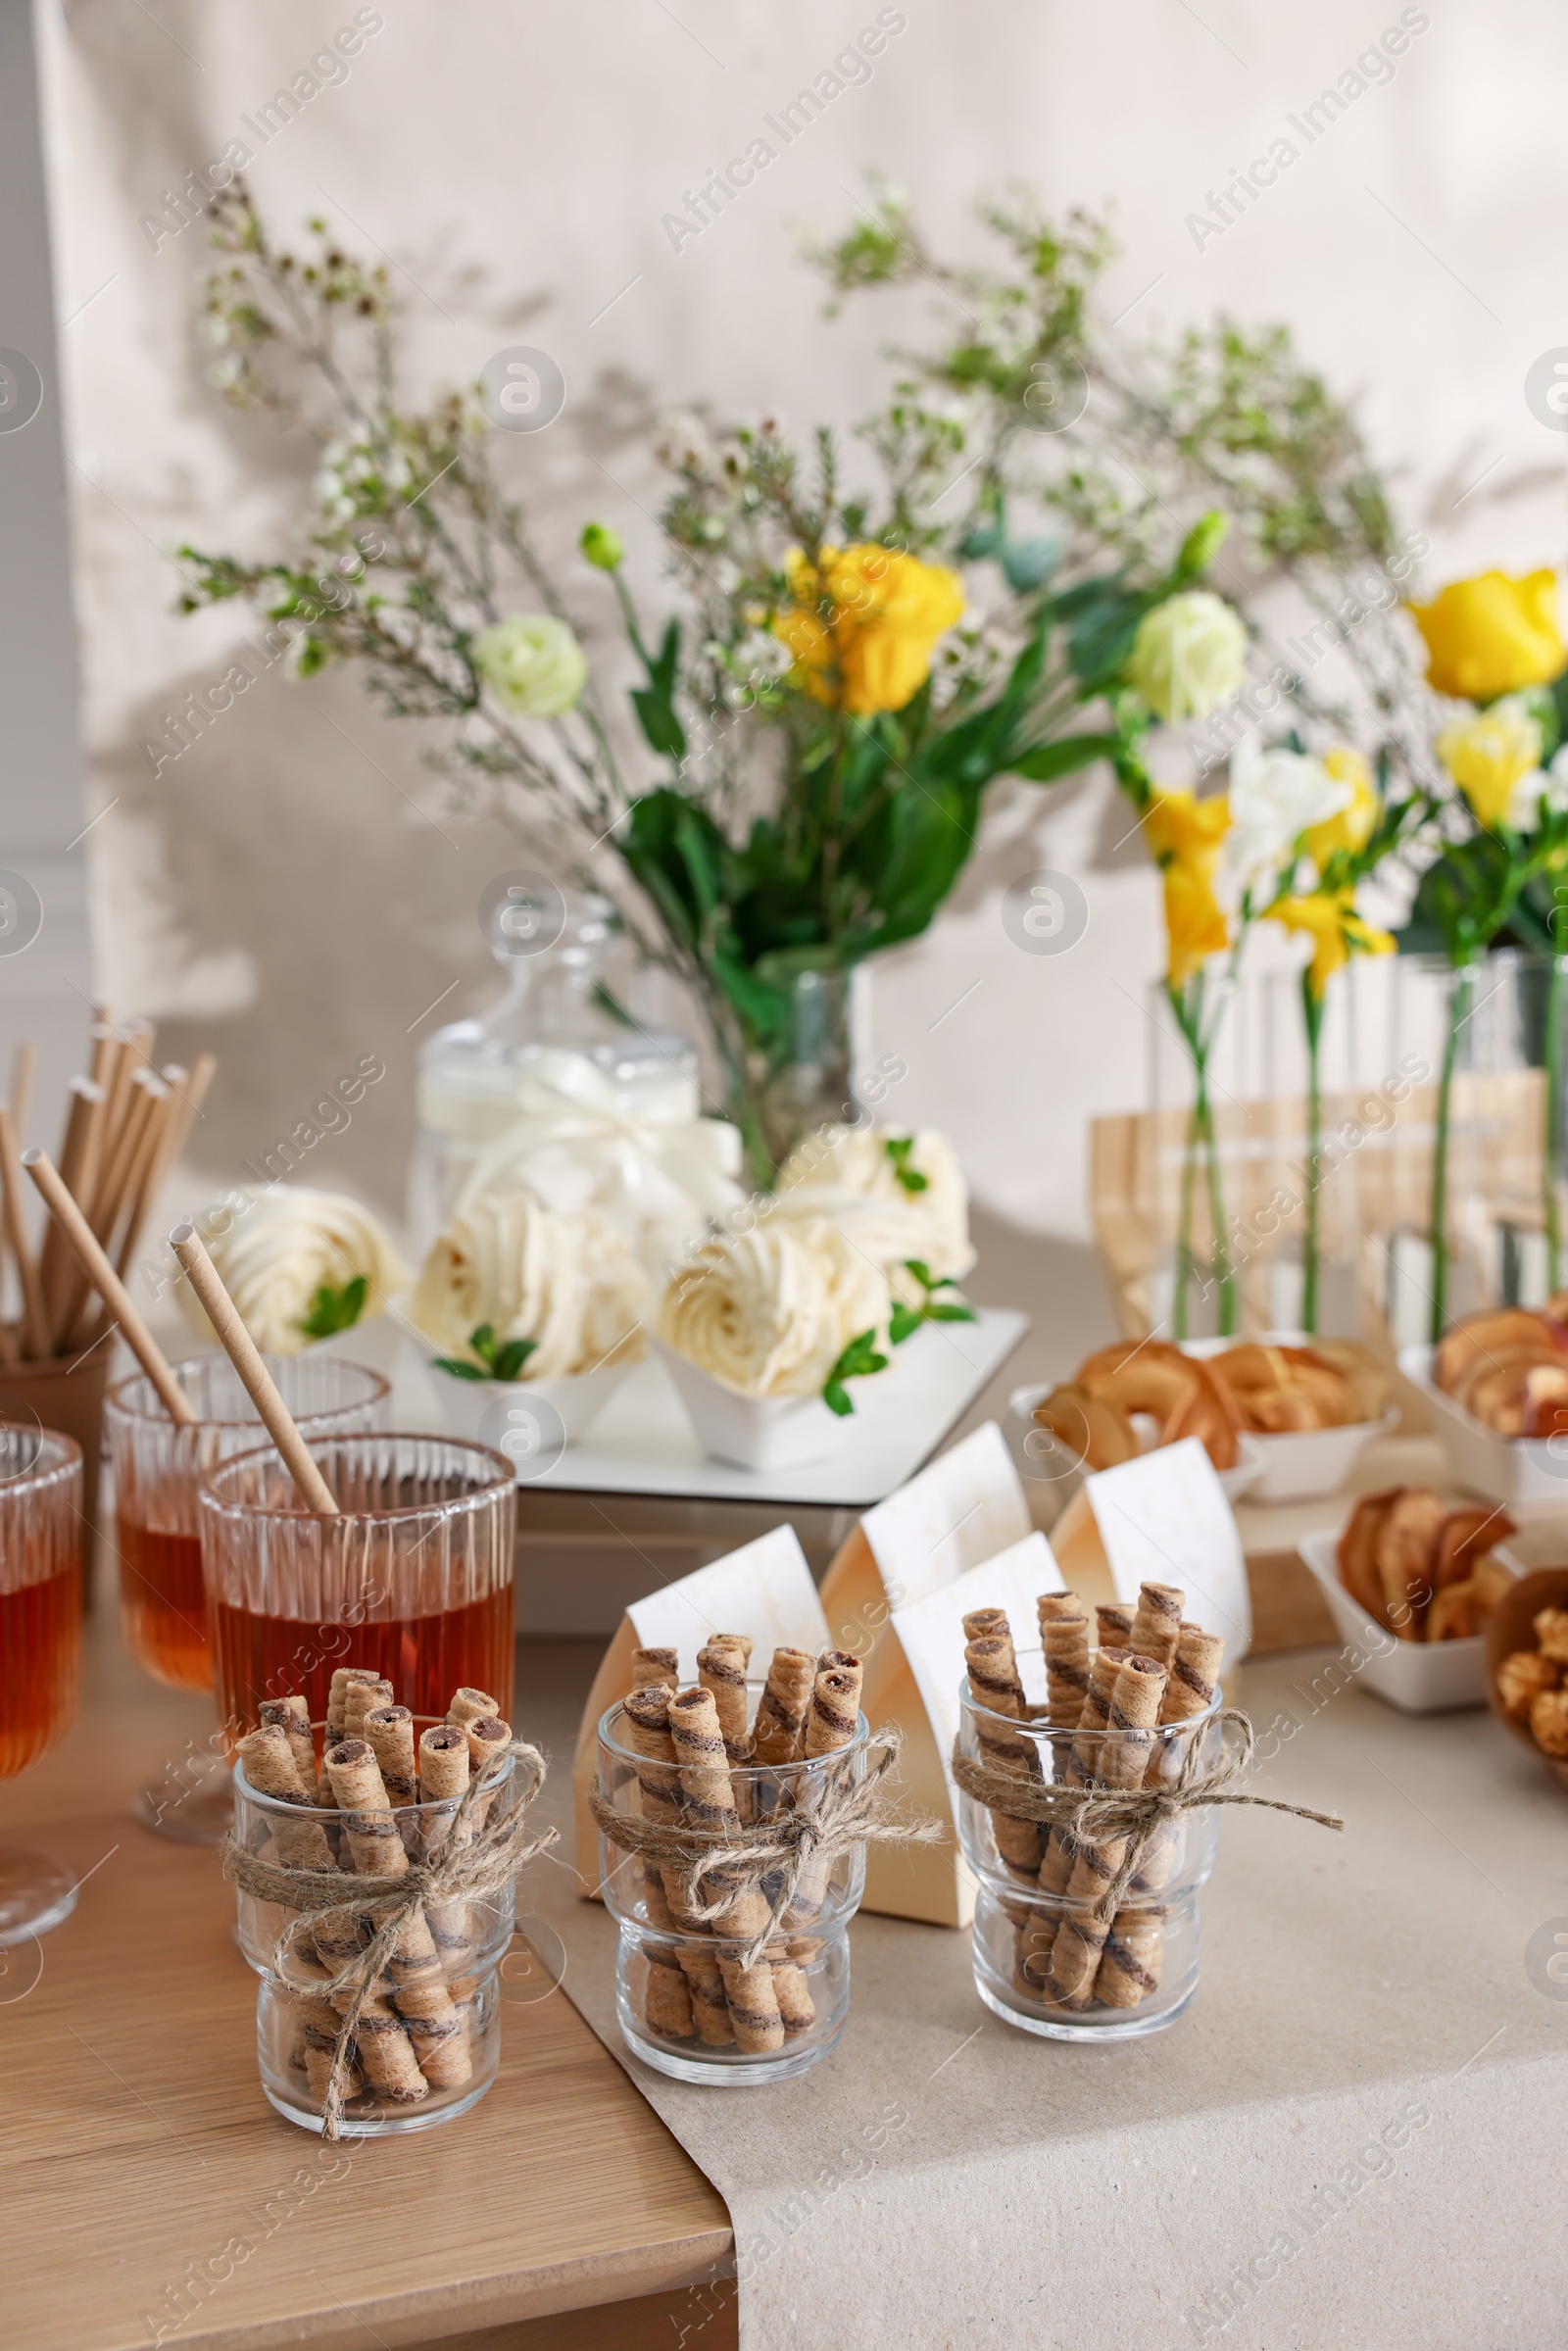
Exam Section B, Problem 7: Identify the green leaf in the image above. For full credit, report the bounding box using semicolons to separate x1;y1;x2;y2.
1008;731;1121;783
470;1323;497;1364
904;1257;934;1289
889;1301;923;1346
823;1378;855;1417
490;1338;539;1382
927;1300;978;1322
296;1275;368;1340
431;1356;488;1382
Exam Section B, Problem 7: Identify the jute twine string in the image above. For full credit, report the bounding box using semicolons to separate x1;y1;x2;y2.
221;1739;557;2139
950;1707;1343;1925
588;1725;944;1969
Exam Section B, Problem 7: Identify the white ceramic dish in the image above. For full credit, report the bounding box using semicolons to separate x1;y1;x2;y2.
429;1356;636;1447
1007;1383;1266;1502
656;1344;853;1471
1398;1343;1568;1510
1179;1337;1398;1503
1297;1523;1522;1713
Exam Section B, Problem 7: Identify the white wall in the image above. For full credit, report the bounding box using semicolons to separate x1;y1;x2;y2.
32;0;1568;1277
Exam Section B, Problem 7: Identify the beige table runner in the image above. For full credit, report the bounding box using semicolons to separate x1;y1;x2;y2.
528;1653;1568;2348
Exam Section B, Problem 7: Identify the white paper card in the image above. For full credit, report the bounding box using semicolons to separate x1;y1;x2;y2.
890;1531;1064;1807
859;1422;1031;1610
625;1524;829;1681
1082;1436;1251;1659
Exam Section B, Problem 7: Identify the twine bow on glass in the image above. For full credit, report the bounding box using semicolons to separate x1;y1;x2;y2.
589;1725;945;1969
222;1739;557;2139
950;1706;1344;1924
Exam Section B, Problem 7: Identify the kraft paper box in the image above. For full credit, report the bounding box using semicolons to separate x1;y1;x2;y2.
817;1422;1036;1925
572;1523;830;1892
1050;1435;1253;1664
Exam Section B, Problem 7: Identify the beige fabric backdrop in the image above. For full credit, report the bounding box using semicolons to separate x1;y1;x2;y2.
31;0;1568;1278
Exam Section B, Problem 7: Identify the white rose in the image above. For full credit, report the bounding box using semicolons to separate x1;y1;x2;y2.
773;1124;975;1289
1126;591;1248;723
1225;735;1353;895
471;612;588;717
1510;741;1568;831
412;1185;648;1377
659;1217;890;1398
180;1187;408;1354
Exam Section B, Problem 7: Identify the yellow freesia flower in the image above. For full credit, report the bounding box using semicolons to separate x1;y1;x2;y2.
1270;890;1395;999
1436;700;1544;831
1408;569;1566;702
773;543;965;715
1143;789;1232;988
1302;747;1379;870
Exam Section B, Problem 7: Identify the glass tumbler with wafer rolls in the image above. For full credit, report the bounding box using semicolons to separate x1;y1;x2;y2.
0;1425;83;1942
596;1655;869;2085
956;1630;1223;2040
232;1701;522;2134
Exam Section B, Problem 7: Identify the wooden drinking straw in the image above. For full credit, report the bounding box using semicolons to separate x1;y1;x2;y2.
0;1102;49;1358
168;1223;340;1515
24;1151;198;1426
8;1043;35;1147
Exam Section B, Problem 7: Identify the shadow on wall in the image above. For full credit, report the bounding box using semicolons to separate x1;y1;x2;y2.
963;1201;1118;1382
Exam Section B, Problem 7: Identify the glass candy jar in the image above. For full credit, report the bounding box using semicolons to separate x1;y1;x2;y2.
956;1652;1222;2040
596;1685;869;2085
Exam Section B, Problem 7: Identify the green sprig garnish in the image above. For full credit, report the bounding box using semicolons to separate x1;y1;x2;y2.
296;1275;368;1340
884;1136;929;1195
432;1321;539;1383
822;1327;889;1417
889;1258;977;1344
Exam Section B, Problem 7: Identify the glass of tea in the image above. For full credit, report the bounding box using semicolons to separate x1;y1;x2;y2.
0;1423;83;1943
106;1355;390;1842
199;1432;515;1735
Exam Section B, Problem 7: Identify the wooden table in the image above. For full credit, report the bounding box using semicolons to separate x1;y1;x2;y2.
0;1606;735;2351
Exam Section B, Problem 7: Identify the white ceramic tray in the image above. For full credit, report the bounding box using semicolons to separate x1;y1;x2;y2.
372;1307;1027;1507
1008;1382;1265;1504
1397;1344;1568;1510
1180;1336;1398;1504
1298;1522;1522;1713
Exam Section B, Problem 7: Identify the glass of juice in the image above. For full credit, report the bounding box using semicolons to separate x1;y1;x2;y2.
0;1423;83;1943
200;1432;515;1735
106;1356;390;1841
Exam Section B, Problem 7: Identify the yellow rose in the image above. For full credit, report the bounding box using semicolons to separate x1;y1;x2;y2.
1269;889;1394;999
1436;700;1544;831
1407;569;1566;702
1143;789;1232;987
1301;747;1379;871
773;543;965;715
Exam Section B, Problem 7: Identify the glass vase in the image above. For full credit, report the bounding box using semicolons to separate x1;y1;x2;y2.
710;964;866;1192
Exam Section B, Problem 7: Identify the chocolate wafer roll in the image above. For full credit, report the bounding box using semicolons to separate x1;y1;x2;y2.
383;1907;470;2090
1129;1582;1184;1673
1047;1655;1167;2009
644;1945;696;2040
751;1645;815;1768
667;1688;769;1940
1131;1623;1228;1898
296;1993;362;2108
1095;1905;1164;2009
804;1664;861;1758
325;1739;408;1880
363;1704;418;1805
768;1951;816;2036
1039;1593;1090;1729
328;1667;383;1740
259;1695;317;1791
964;1636;1043;1882
622;1687;702;1933
1038;1642;1128;1901
416;1722;474;1974
343;1676;394;1742
709;1633;754;1666
464;1714;513;1839
1096;1603;1134;1648
629;1645;679;1692
961;1607;1009;1643
677;1947;734;2046
447;1687;500;1730
698;1641;751;1754
342;1994;427;2102
718;1953;785;2053
238;1726;335;1870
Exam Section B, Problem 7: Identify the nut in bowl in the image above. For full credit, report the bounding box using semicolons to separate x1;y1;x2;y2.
1297;1487;1521;1713
1484;1567;1568;1789
1180;1335;1396;1503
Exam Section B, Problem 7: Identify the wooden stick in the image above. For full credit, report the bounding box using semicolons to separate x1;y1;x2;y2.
0;1103;49;1358
114;1057;214;1287
39;1078;101;1347
24;1152;197;1424
87;1022;119;1100
8;1043;35;1150
101;1022;153;1171
90;1070;161;1248
168;1224;339;1514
